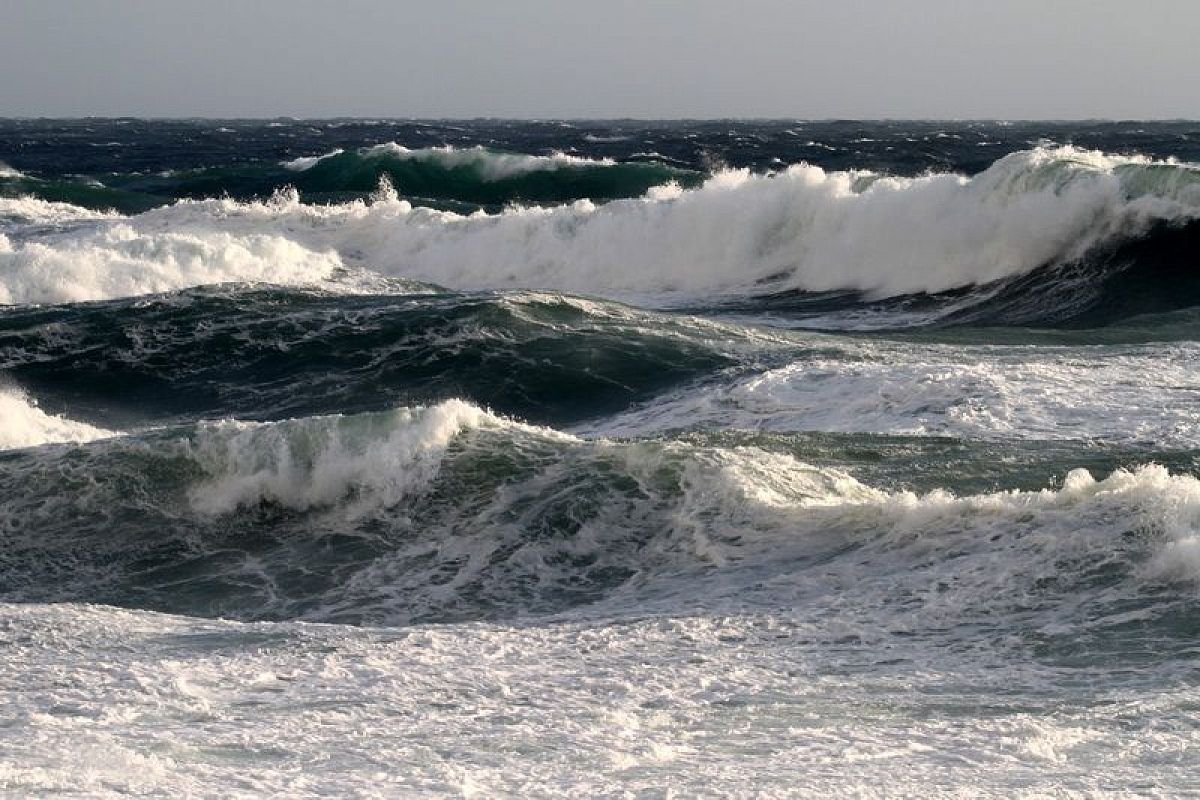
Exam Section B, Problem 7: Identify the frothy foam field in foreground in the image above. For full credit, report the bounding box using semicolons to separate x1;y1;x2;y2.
3;600;1198;798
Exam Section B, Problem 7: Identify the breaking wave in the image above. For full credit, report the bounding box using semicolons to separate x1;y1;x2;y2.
1;147;1195;309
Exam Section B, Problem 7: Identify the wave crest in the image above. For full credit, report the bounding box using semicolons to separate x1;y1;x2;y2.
188;400;516;516
285;144;618;180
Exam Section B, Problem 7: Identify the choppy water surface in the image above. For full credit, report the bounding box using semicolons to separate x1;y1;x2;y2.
2;119;1200;797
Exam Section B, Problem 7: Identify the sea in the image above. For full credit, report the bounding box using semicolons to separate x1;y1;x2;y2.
2;118;1199;797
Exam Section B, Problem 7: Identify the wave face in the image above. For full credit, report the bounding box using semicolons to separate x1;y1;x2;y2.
4;119;1200;797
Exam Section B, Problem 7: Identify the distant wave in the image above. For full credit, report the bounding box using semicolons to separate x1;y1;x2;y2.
278;143;700;203
283;144;619;179
3;145;699;213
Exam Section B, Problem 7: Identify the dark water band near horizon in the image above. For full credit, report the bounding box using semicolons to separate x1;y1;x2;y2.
2;119;1200;797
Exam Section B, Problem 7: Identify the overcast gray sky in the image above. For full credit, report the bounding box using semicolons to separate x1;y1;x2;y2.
1;0;1197;119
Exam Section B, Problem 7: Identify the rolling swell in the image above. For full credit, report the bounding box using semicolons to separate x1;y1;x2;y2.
1;400;1198;652
0;288;746;426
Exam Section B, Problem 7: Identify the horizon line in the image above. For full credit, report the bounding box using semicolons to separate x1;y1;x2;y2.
2;115;1199;124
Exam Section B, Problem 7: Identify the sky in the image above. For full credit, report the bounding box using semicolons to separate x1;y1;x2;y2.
1;0;1198;119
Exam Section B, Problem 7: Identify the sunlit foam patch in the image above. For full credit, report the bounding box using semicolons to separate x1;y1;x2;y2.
0;385;116;450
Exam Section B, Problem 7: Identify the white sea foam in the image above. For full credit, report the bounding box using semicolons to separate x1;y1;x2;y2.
3;404;1200;800
3;599;1195;798
283;143;616;179
0;162;24;179
0;196;118;227
0;386;115;450
631;446;1200;593
0;222;342;305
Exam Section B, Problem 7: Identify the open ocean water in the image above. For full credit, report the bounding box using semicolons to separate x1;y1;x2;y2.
2;118;1200;797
